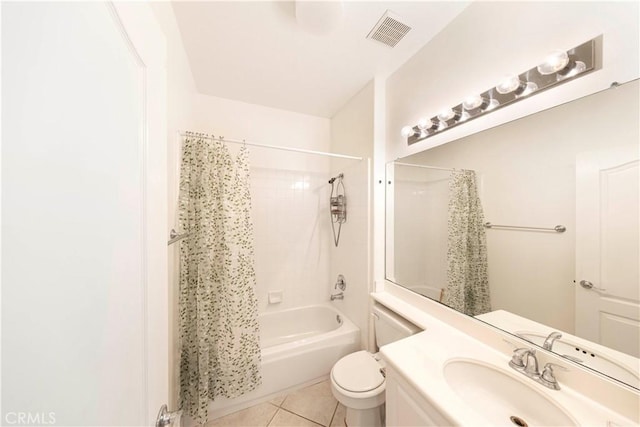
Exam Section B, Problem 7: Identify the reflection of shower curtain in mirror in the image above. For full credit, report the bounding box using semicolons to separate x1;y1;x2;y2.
178;134;261;423
443;170;491;316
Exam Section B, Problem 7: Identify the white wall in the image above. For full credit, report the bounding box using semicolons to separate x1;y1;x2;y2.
385;1;640;161
329;81;374;348
392;79;639;333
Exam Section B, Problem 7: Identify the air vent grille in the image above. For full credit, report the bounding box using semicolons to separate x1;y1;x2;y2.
366;11;411;48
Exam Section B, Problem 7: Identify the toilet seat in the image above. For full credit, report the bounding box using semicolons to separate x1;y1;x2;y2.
331;351;385;393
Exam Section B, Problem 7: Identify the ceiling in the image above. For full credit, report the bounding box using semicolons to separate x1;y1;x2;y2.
172;1;470;118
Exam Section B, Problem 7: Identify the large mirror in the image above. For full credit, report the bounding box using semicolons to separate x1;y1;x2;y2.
386;79;639;389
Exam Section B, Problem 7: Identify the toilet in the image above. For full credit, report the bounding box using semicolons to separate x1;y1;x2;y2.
330;303;421;427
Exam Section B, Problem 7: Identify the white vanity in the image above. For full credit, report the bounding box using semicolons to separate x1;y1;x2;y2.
374;286;640;426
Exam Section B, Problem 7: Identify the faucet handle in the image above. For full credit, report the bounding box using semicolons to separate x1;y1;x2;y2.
540;363;568;390
509;347;534;369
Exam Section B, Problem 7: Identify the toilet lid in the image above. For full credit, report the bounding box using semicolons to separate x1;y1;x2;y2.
332;351;384;393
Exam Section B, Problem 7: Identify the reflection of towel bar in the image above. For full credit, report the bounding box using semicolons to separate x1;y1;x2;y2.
484;222;566;233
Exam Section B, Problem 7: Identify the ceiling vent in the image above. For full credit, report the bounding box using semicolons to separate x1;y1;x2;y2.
366;10;411;48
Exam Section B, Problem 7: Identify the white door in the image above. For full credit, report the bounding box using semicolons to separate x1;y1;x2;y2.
2;2;168;425
575;145;640;357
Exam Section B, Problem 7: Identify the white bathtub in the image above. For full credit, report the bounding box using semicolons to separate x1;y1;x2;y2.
207;304;360;419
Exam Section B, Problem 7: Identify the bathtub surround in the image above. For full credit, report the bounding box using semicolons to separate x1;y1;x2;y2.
442;170;491;316
178;134;262;423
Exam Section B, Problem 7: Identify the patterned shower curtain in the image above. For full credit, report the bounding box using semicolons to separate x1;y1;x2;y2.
178;133;261;423
442;170;491;316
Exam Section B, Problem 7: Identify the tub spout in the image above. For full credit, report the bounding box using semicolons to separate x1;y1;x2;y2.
331;292;344;301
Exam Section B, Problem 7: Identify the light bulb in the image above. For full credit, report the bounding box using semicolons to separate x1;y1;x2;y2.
462;95;484;110
496;75;537;97
557;60;586;80
496;75;522;94
537;50;570;75
437;108;456;122
401;125;416;138
417;117;434;130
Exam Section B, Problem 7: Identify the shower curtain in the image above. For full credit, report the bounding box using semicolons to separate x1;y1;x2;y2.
178;134;261;423
442;170;491;316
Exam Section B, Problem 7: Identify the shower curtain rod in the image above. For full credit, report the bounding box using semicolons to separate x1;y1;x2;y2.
393;162;469;172
178;132;363;160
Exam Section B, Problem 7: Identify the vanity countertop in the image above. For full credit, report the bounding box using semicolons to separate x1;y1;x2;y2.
378;300;638;426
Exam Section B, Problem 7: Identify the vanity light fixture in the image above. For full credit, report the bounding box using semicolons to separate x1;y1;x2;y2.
437;108;461;127
556;60;587;81
537;50;570;75
538;50;587;81
417;117;438;132
402;37;599;145
400;125;418;138
495;75;538;96
462;95;499;113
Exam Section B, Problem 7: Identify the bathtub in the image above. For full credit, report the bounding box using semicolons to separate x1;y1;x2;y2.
207;303;360;419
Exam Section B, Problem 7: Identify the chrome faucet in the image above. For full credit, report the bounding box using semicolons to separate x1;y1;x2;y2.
330;292;344;301
509;347;538;376
543;331;562;350
508;347;567;390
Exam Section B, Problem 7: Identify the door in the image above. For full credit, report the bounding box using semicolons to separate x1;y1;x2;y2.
2;2;168;425
575;145;639;357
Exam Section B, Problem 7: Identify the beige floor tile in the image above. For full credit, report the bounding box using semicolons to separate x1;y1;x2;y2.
269;394;286;407
281;380;337;426
329;404;346;427
205;402;278;427
268;409;322;427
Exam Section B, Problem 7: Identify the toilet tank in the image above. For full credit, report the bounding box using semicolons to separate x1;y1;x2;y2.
372;303;422;348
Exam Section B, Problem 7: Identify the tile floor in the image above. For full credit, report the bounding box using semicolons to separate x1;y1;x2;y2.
205;380;346;427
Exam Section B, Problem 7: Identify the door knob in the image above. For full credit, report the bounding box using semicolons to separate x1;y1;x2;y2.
579;280;606;292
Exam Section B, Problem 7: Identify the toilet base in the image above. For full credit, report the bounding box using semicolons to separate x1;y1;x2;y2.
345;404;384;427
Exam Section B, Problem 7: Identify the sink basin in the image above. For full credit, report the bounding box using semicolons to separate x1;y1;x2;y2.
515;331;640;388
444;359;577;426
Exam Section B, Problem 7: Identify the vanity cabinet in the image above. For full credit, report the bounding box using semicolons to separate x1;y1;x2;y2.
385;366;452;427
